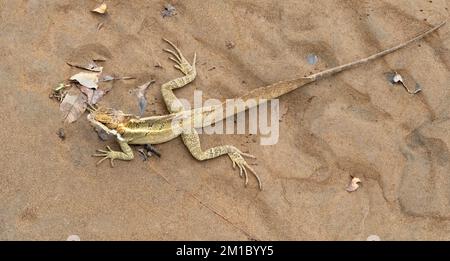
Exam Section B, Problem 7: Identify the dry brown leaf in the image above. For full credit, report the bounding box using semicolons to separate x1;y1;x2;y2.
92;3;107;14
60;89;87;123
77;77;112;105
79;86;94;104
346;177;361;192
91;87;111;105
70;71;100;89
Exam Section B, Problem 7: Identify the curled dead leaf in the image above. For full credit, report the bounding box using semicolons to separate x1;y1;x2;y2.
386;70;422;94
392;72;403;84
346;176;361;192
92;2;107;14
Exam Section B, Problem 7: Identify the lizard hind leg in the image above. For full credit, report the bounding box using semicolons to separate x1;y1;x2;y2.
181;128;262;190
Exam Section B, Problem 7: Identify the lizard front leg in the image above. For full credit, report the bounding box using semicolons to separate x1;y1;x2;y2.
93;138;134;167
181;128;262;190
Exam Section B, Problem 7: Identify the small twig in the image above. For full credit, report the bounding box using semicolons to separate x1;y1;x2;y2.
97;22;104;31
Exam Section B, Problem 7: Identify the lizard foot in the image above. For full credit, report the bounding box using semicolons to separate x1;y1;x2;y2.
163;38;196;75
92;146;120;167
228;150;262;190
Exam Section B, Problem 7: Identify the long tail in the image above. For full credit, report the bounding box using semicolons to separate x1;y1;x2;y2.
195;22;445;126
235;21;445;107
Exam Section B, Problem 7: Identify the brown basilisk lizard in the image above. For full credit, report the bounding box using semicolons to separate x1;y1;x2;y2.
88;22;445;190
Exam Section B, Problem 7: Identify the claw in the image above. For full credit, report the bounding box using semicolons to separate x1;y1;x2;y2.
228;150;262;190
174;64;182;71
235;148;256;159
164;49;182;62
162;38;185;61
245;163;262;190
93;146;117;168
96;156;108;165
242;165;249;186
168;56;182;66
240;152;256;159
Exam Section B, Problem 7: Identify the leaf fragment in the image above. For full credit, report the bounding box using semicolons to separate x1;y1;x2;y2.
135;80;155;116
225;41;235;49
367;235;381;241
67;235;81;241
346;176;361;192
161;4;176;17
91;88;111;105
92;2;107;14
57;128;66;140
307;53;318;65
70;71;100;89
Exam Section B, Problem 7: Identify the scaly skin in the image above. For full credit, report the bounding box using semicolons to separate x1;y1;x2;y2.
90;22;445;190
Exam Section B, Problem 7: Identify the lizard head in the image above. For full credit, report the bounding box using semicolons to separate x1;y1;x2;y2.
88;106;133;130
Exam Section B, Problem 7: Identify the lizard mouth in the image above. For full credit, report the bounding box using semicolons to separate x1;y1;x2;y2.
87;113;113;133
87;113;123;140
